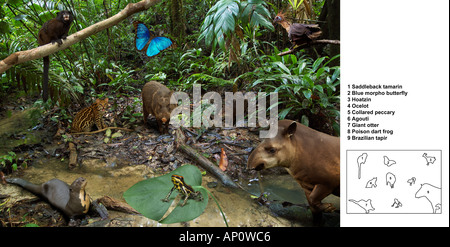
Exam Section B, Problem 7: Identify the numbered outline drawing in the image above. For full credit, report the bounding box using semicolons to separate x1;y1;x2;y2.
365;177;377;188
386;172;396;188
415;183;441;213
348;199;375;213
383;156;396;167
357;153;368;179
391;198;402;208
346;150;442;214
422;153;436;166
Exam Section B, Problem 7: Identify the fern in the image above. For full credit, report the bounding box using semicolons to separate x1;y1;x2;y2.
186;73;234;88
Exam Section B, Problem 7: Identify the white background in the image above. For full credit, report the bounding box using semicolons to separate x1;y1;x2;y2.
341;0;449;226
346;150;442;214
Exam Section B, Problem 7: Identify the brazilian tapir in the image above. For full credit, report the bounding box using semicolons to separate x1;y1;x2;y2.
247;119;340;217
142;81;176;133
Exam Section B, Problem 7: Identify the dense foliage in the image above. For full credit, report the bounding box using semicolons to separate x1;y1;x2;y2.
1;0;339;135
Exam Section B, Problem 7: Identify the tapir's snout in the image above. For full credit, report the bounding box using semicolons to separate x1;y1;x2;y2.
253;163;264;171
247;141;282;171
247;147;267;171
247;148;259;170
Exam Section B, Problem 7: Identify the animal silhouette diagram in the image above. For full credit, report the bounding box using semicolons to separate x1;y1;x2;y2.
386;172;396;188
383;156;396;167
391;198;402;208
348;199;375;213
407;177;416;186
365;177;377;188
422;153;436;166
415;183;441;213
348;150;442;215
357;153;368;179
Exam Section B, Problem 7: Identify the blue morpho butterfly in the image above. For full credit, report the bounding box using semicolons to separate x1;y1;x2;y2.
134;21;173;57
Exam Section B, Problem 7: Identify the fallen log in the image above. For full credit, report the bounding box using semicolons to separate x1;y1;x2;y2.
68;142;78;169
71;127;132;135
96;195;140;214
175;128;239;188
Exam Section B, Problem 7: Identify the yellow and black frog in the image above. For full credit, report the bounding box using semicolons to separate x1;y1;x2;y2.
162;175;203;206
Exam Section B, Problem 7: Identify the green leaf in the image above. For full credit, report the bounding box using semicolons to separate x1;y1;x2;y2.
214;3;237;35
160;186;208;224
111;131;123;139
300;115;309;126
279;106;294;119
0;21;10;34
105;128;111;137
273;62;291;75
313;84;324;93
249;8;274;31
123;165;208;224
330;67;340;83
23;223;40;227
312;57;326;72
302;89;312;99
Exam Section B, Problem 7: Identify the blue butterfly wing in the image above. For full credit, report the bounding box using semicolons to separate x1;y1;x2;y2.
135;23;150;51
146;37;173;57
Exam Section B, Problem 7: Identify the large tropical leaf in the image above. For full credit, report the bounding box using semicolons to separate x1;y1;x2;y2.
123;165;208;224
198;0;273;52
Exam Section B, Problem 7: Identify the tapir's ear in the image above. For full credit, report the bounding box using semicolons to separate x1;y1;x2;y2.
284;121;297;138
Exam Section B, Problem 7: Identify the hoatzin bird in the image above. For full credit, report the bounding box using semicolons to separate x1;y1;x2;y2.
273;12;322;50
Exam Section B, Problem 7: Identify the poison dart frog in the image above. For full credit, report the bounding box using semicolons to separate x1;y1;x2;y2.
162;175;202;206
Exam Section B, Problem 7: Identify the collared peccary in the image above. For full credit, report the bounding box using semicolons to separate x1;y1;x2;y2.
142;81;176;133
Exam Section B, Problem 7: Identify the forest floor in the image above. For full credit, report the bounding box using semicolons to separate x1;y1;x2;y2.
0;92;339;227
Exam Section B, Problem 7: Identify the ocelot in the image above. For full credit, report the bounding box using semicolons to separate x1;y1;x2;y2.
71;98;108;132
162;175;202;207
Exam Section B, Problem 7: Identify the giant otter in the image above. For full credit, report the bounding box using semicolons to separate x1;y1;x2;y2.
6;177;90;222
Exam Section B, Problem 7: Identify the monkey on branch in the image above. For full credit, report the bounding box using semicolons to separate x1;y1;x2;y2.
273;11;339;56
37;10;73;102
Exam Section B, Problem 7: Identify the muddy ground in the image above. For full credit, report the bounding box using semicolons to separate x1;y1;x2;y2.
0;94;339;227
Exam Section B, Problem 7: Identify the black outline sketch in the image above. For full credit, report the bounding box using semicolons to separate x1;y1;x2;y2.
365;177;377;188
391;198;402;208
357;153;368;179
386;172;396;188
407;177;416;186
415;183;441;213
422;153;436;166
348;199;375;213
347;150;442;215
383;156;396;167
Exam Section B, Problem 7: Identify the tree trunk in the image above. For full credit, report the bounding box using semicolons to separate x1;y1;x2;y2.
169;0;185;42
319;0;340;66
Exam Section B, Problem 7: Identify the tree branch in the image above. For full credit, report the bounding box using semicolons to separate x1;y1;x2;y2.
0;0;162;74
175;128;239;188
277;39;340;56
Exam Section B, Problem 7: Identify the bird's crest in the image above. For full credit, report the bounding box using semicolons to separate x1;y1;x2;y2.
273;11;286;23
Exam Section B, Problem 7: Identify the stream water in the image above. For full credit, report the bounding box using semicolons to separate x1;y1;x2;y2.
2;155;339;227
1;108;339;227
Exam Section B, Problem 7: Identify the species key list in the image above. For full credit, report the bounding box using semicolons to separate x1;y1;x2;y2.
345;83;408;142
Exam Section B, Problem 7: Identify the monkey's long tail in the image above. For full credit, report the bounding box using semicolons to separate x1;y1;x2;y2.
358;163;361;179
42;56;49;102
